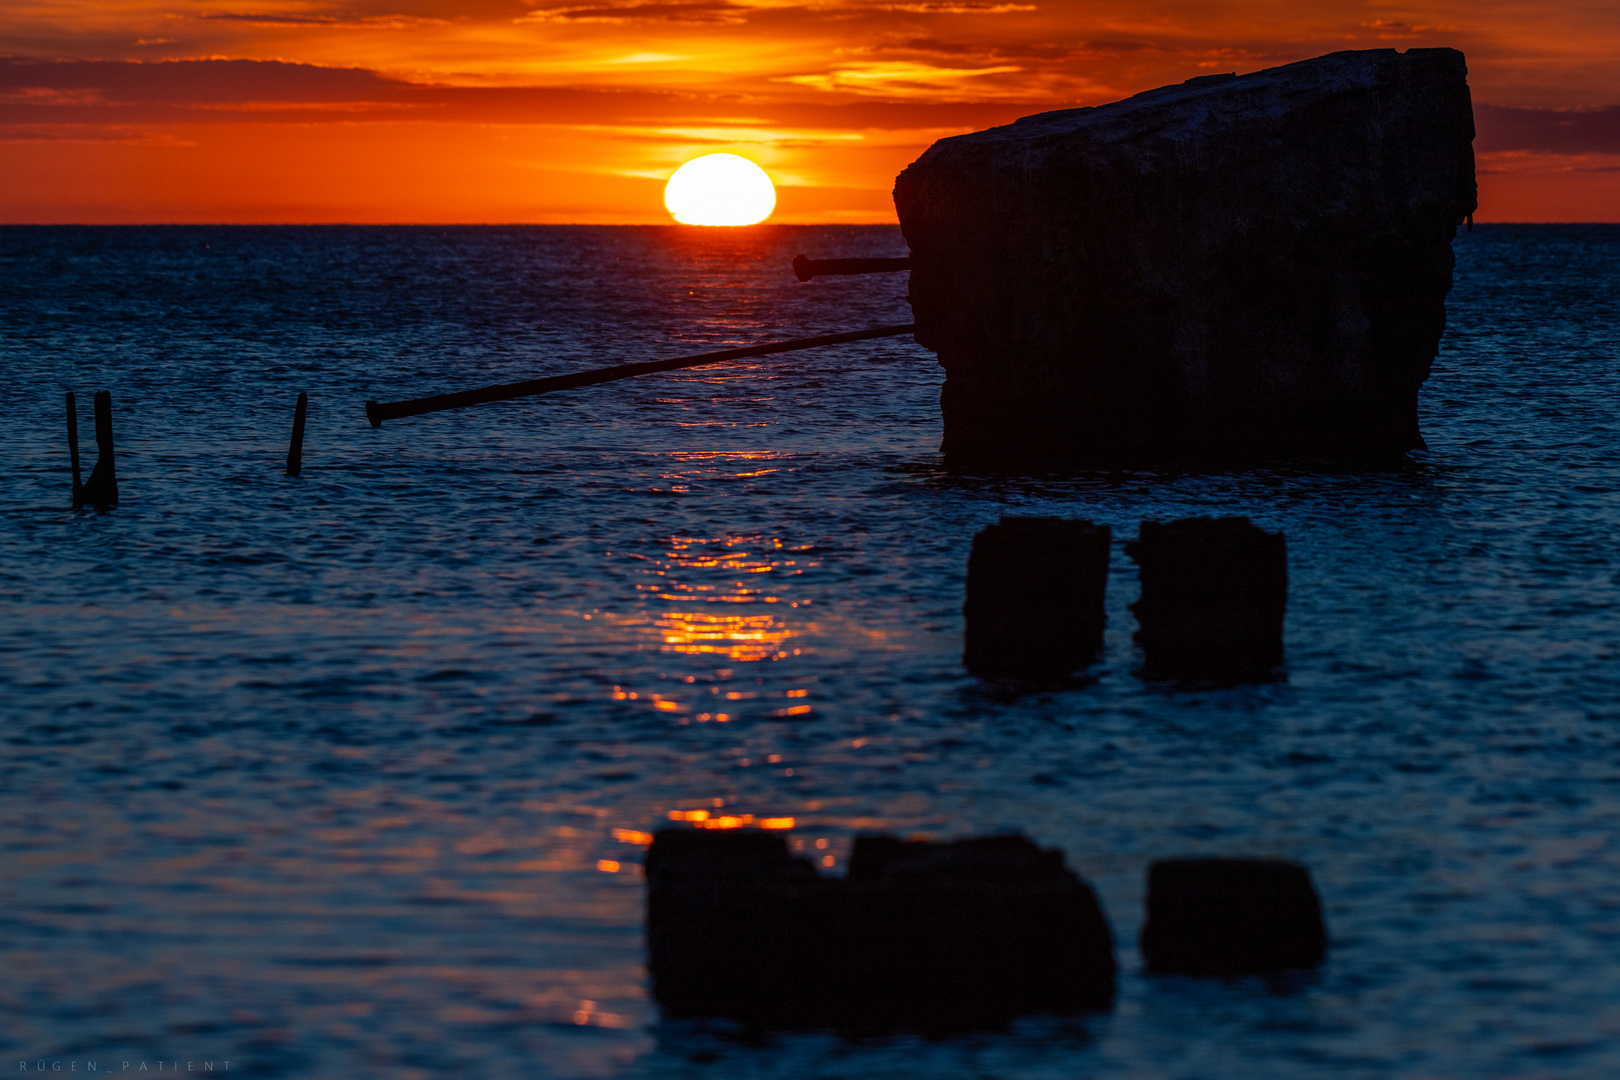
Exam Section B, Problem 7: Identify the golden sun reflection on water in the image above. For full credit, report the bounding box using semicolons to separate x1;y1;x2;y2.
601;519;841;719
657;609;795;662
645;530;814;663
666;809;795;829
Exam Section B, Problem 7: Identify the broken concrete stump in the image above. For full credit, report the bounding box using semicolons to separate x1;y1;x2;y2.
894;48;1477;464
963;516;1110;677
646;828;1115;1032
1141;857;1327;976
79;390;118;511
1126;517;1285;680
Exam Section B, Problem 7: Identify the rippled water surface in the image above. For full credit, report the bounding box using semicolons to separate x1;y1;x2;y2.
3;224;1619;1078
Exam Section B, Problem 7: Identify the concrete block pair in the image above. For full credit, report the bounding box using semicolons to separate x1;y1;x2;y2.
965;515;1286;681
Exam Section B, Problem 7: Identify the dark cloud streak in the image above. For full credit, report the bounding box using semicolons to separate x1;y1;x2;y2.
533;2;748;23
1475;103;1620;154
0;58;397;103
0;57;1049;129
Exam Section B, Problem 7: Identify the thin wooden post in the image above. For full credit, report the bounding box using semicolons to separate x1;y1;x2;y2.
365;323;915;427
286;392;308;476
66;391;84;508
80;390;118;510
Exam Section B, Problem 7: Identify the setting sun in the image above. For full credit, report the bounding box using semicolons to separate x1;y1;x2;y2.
663;154;777;226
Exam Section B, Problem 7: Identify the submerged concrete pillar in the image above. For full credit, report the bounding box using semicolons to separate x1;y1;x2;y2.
1141;857;1327;975
645;828;1115;1031
963;516;1110;678
1127;517;1286;681
894;48;1477;464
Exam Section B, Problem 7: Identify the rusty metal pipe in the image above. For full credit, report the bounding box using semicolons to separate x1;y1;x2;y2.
791;255;912;282
365;323;916;427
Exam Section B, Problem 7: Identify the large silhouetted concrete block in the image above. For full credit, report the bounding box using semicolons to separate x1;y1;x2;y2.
1127;517;1286;681
894;48;1477;464
1141;858;1328;975
646;828;1115;1032
963;516;1110;677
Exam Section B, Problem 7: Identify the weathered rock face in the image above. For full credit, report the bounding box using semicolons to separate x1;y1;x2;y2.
894;48;1476;464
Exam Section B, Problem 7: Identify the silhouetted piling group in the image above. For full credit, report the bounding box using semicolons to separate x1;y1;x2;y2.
61;390;312;508
647;829;1115;1032
647;827;1326;1033
965;514;1287;682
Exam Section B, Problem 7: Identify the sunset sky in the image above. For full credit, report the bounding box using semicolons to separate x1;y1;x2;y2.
4;1;1618;222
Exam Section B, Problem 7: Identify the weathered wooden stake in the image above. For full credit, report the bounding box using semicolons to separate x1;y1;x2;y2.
286;392;308;477
66;391;84;508
80;390;118;510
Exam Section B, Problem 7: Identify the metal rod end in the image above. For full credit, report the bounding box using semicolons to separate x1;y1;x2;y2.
365;400;383;428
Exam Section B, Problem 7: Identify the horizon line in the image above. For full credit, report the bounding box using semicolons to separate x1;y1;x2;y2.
4;219;1616;227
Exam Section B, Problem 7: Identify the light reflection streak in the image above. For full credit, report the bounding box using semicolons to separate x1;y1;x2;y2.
665;810;794;829
608;527;825;715
658;610;790;661
649;531;814;664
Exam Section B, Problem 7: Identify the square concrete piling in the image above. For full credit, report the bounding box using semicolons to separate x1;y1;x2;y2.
1140;857;1327;976
1126;516;1285;681
963;516;1111;678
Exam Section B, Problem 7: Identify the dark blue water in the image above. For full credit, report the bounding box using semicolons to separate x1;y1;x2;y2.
2;224;1619;1078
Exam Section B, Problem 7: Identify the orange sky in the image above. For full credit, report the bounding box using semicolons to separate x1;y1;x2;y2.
3;1;1618;222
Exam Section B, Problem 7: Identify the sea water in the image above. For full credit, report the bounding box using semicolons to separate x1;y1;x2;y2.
2;224;1618;1078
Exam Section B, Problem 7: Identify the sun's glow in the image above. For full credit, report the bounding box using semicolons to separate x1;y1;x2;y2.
663;153;776;226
